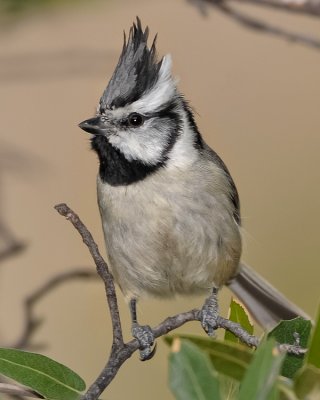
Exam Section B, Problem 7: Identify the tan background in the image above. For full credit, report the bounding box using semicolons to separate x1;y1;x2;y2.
1;0;320;398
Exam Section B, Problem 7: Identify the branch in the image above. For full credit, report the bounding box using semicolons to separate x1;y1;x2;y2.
233;0;320;17
55;203;306;400
0;220;26;263
216;1;320;49
0;241;25;263
189;0;320;17
13;268;98;350
187;0;320;51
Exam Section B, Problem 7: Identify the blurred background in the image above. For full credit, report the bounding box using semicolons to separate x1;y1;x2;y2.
0;0;319;398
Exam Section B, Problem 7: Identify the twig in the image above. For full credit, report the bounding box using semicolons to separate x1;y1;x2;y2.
233;0;320;17
54;204;123;347
216;1;320;49
0;241;25;263
55;203;307;400
217;316;260;346
187;0;320;51
13;268;98;349
188;0;320;17
0;220;26;263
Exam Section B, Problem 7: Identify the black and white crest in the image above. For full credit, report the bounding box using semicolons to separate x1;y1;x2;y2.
100;18;163;110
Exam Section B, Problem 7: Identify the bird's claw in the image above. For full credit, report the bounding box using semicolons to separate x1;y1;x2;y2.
132;323;156;361
139;342;157;361
201;288;219;336
201;306;218;336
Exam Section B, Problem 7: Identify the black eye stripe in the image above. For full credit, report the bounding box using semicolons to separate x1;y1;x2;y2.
118;100;180;127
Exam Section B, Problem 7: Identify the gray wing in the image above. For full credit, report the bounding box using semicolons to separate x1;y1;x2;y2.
202;142;241;225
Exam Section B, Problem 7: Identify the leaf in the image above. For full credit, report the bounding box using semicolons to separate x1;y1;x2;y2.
278;377;299;400
268;317;312;378
219;374;240;400
0;347;85;400
165;334;253;381
225;298;254;345
307;306;320;369
169;338;221;400
238;339;285;400
294;364;320;399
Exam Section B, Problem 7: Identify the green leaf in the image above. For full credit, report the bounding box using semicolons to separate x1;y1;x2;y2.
0;348;85;400
219;375;240;400
225;298;254;345
169;338;221;400
294;364;320;399
238;339;285;400
268;317;312;378
307;306;320;369
278;377;299;400
165;334;253;381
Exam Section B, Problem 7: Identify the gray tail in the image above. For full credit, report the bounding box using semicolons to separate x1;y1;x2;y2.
228;263;310;330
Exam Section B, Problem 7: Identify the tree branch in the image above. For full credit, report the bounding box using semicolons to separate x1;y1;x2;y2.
188;0;320;17
0;219;26;263
216;1;320;49
187;0;320;51
233;0;320;17
13;268;98;350
0;241;25;263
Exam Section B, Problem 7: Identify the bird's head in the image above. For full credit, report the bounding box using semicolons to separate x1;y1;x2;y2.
79;18;201;185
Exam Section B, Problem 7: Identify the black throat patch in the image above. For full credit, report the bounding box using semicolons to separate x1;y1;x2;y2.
91;136;163;186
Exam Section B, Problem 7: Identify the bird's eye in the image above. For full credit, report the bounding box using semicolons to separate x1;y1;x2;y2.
128;113;144;127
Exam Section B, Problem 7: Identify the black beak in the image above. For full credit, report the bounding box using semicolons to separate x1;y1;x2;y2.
78;117;106;135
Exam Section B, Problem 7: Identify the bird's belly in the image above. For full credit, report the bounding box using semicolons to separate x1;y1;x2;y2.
104;222;218;300
98;184;241;301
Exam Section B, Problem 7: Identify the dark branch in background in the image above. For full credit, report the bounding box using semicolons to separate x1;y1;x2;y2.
187;0;320;50
12;268;98;350
234;0;320;16
0;241;25;263
0;221;25;263
217;2;320;49
189;0;320;16
55;203;306;400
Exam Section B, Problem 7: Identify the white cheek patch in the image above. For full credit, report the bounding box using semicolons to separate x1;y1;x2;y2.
108;120;170;165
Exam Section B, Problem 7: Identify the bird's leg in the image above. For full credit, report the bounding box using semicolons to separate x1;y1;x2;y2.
201;287;219;336
130;298;156;361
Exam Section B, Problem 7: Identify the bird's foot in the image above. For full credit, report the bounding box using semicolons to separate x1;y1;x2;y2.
132;323;157;361
201;288;219;336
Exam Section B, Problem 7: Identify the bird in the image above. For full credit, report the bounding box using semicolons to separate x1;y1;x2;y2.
79;18;309;360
